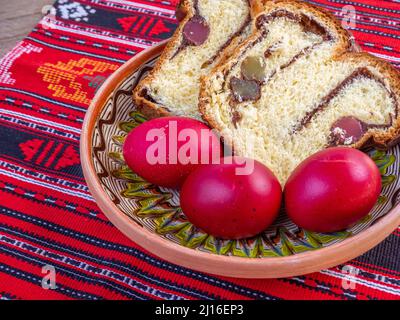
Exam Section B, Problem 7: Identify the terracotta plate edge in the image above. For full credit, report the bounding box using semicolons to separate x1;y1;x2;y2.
80;41;400;279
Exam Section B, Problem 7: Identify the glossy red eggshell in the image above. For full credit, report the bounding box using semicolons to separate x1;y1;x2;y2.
284;147;382;233
123;117;221;188
180;157;282;239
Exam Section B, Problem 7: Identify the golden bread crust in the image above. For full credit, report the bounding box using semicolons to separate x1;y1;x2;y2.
199;0;400;151
133;0;259;119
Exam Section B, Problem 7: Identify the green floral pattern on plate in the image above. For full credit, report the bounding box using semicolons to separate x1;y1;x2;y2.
108;112;397;258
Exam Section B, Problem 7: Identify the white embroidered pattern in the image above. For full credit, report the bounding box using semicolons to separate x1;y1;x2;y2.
0;42;43;85
57;0;96;22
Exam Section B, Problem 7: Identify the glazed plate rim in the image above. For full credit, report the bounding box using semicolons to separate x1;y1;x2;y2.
80;41;400;278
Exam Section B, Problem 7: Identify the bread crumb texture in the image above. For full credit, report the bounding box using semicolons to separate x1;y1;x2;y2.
146;0;251;119
201;1;399;184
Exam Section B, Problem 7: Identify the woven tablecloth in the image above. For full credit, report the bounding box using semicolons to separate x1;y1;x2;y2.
0;0;399;300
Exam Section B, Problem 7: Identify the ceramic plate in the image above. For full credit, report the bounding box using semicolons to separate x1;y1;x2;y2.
81;42;400;278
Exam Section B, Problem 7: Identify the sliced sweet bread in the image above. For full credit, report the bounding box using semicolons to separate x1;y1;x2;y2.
200;0;400;184
133;0;256;119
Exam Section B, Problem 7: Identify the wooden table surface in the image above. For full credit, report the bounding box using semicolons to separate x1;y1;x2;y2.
0;0;53;57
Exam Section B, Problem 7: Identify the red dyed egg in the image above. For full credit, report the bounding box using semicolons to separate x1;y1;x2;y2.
123;117;221;188
180;157;282;239
284;147;382;233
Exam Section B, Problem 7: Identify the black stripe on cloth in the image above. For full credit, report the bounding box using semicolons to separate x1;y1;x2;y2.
0;291;19;300
350;26;400;40
78;0;175;19
0;87;88;113
31;27;138;57
351;19;400;33
0;114;81;144
0;224;216;300
350;260;400;279
0;161;89;194
0;154;86;186
25;37;128;64
305;0;400;22
0;262;103;300
0;206;278;300
0;241;167;300
0;159;85;196
280;276;359;300
1;94;85;125
359;40;400;56
328;0;400;14
356;266;400;287
0;178;106;224
56;9;176;41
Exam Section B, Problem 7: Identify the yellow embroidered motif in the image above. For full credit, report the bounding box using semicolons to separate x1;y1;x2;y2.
37;58;119;104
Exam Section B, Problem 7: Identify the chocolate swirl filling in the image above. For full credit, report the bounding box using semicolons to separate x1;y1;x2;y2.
290;67;398;147
229;9;332;125
256;10;332;41
172;0;251;62
172;0;209;58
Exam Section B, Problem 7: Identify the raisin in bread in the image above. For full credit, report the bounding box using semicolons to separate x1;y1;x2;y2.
200;0;400;184
133;0;256;119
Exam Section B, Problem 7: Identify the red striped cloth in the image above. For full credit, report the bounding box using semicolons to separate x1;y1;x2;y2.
0;0;399;300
